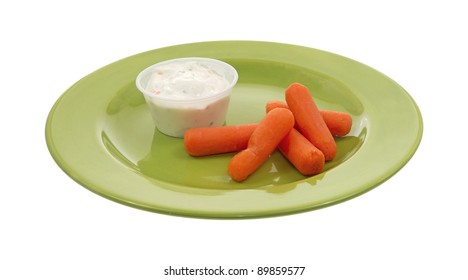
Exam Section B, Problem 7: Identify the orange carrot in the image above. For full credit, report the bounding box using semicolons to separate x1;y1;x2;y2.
285;83;337;161
184;124;257;156
228;108;295;182
320;110;352;137
265;100;290;112
185;123;325;176
277;128;325;176
265;102;325;175
266;100;352;137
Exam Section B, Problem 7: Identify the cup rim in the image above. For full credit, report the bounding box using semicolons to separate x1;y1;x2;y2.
135;57;238;103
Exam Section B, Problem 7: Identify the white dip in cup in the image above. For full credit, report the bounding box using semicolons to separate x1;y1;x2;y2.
136;57;238;138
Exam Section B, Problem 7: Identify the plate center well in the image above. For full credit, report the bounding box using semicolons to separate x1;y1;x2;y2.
100;59;367;190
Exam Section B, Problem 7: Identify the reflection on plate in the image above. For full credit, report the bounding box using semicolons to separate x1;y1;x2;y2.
46;41;423;218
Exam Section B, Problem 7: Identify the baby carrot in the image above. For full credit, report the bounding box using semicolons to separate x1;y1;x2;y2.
265;102;325;175
278;128;325;176
266;100;352;137
185;123;325;176
285;83;337;160
265;100;300;131
265;100;290;112
320;110;352;137
184;124;257;156
228;108;295;182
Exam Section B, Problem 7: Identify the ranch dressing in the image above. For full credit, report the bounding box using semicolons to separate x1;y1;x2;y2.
145;60;230;100
136;58;238;138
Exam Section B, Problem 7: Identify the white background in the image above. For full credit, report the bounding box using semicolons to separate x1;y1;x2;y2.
2;1;467;279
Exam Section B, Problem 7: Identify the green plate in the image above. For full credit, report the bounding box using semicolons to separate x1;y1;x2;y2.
45;41;423;219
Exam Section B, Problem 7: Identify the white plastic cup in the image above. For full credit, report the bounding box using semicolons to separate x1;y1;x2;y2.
136;57;238;138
